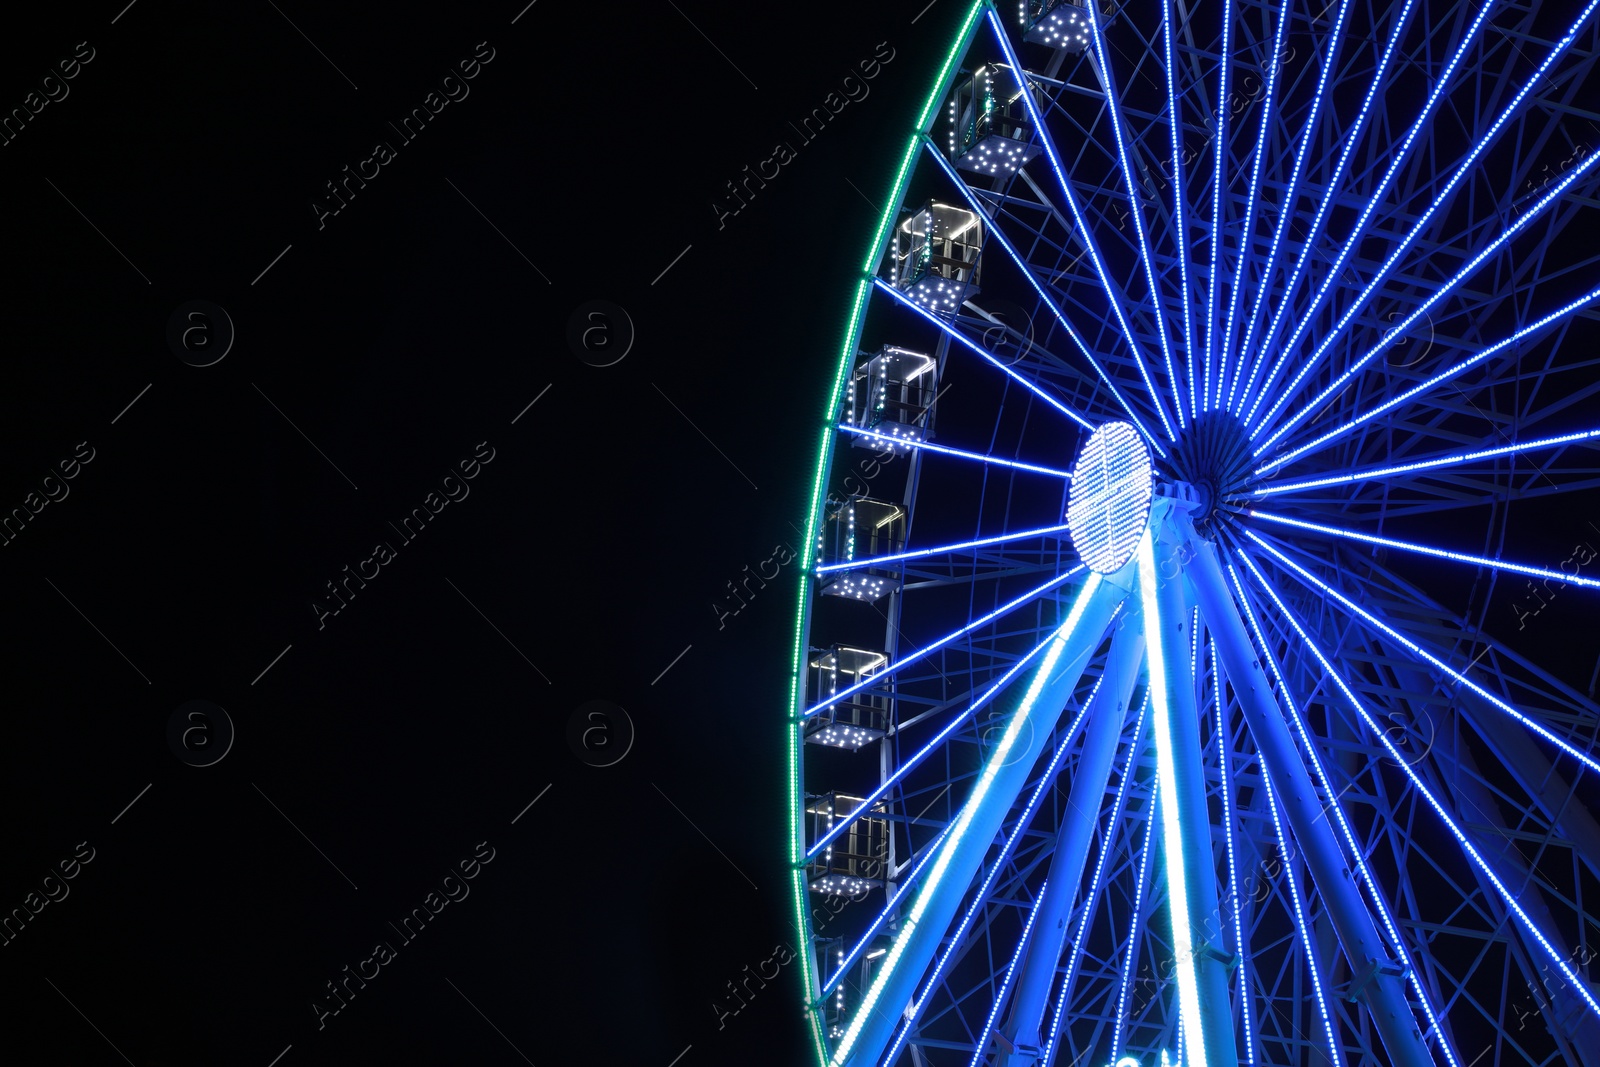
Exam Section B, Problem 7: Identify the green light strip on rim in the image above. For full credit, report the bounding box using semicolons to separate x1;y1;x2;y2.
786;3;988;1063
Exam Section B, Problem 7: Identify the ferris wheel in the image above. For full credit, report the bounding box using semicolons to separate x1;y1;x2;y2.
785;1;1600;1066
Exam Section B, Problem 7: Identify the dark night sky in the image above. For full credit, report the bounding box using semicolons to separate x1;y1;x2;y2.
0;1;952;1064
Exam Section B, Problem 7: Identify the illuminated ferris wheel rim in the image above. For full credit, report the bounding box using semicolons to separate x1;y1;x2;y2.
787;2;1600;1066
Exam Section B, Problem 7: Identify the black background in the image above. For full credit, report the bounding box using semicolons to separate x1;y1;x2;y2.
0;1;959;1064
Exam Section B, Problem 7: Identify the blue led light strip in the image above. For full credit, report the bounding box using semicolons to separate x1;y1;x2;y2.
872;275;1098;433
801;564;1083;720
837;424;1074;479
1254;141;1600;456
915;140;1168;453
1252;427;1600;496
1229;0;1355;420
1202;0;1233;412
1247;0;1599;437
1239;559;1600;1022
1258;758;1347;1067
1254;284;1600;475
868;581;1110;1066
1227;558;1462;1067
1082;0;1183;429
814;521;1072;575
967;878;1050;1067
1211;639;1253;1066
1162;0;1199;423
806;621;1086;860
1220;0;1293;413
1106;764;1160;1065
1040;688;1151;1067
1234;0;1419;415
1247;510;1600;591
1239;0;1481;423
1244;531;1600;778
820;823;954;995
983;8;1178;443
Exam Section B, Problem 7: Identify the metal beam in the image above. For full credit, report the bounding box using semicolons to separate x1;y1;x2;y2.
1458;691;1600;888
1430;695;1600;1067
1150;503;1239;1067
997;611;1147;1065
1187;537;1438;1067
838;570;1131;1067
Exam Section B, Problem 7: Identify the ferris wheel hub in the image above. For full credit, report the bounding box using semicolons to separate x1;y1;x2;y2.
1168;410;1252;534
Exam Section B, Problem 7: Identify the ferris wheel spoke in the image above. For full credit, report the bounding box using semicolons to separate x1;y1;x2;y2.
966;877;1052;1067
800;564;1084;719
1308;472;1600;520
1189;537;1442;1067
1253;143;1600;457
1240;529;1600;778
1237;557;1600;1025
1246;509;1600;592
995;619;1147;1062
1228;555;1465;1067
1095;765;1160;1067
1200;0;1233;412
805;621;1077;862
1256;758;1347;1067
836;424;1075;480
830;573;1125;1067
1077;0;1185;429
915;134;1167;447
871;275;1103;435
1238;0;1421;416
814;522;1073;575
1161;0;1200;421
1342;313;1600;468
883;626;1128;1066
984;9;1180;444
1220;0;1293;414
1229;0;1357;414
1255;282;1600;475
1240;0;1496;427
1210;638;1258;1066
1350;544;1600;724
1390;685;1600;1063
1252;0;1600;437
821;822;955;996
1250;426;1600;498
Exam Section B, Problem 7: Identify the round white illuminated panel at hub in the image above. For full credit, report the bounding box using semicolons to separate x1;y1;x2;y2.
1067;421;1154;574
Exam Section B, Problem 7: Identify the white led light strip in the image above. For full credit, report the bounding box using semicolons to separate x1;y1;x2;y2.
1137;531;1209;1067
